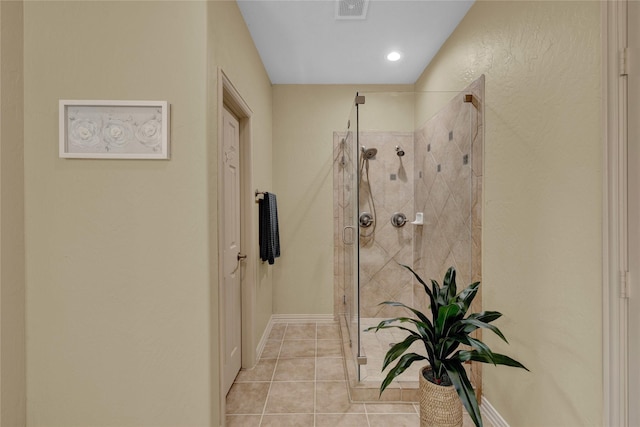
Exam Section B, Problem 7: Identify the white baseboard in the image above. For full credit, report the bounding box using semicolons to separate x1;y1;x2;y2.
255;320;273;361
255;314;337;359
481;397;509;427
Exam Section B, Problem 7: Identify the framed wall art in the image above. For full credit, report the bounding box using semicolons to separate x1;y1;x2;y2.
59;100;170;159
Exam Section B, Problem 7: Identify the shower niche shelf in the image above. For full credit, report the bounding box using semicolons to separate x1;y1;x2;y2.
411;212;424;225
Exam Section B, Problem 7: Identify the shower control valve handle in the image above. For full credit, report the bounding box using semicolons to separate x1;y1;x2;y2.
390;212;407;228
359;212;374;228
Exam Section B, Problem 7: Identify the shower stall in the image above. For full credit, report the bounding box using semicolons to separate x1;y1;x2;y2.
333;77;484;401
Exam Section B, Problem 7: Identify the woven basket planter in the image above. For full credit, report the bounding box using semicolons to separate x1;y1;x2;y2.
419;367;463;427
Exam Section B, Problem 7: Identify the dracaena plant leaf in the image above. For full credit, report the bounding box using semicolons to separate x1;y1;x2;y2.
436;303;463;337
459;318;509;343
443;359;483;427
401;264;439;320
378;301;433;329
465;311;502;324
456;350;529;371
365;314;434;342
382;334;421;371
442;267;457;300
455;282;480;313
379;352;426;396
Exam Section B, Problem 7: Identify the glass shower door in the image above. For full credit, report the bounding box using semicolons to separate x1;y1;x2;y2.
341;98;360;380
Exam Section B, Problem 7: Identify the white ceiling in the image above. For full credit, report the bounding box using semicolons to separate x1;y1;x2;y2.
236;0;474;85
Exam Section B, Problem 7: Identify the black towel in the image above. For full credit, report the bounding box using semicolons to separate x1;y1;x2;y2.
259;192;280;265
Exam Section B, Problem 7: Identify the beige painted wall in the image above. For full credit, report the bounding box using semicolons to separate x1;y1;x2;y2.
208;0;274;361
272;85;412;314
415;1;602;425
24;2;272;424
24;2;209;425
0;1;25;426
206;1;274;419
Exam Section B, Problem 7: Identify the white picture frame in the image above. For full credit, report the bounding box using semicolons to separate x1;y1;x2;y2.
59;100;170;159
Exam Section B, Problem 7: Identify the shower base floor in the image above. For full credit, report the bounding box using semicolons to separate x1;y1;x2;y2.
339;316;427;402
359;317;426;384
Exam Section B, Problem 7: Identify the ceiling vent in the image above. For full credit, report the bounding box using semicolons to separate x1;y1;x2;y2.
335;0;369;20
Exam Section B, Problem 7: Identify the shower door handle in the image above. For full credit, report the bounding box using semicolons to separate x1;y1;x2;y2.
342;226;355;245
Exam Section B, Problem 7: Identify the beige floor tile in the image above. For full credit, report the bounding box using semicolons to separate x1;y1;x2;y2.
261;414;315;426
316;357;346;381
317;323;340;339
273;357;315;381
368;413;420;427
317;339;343;357
284;323;317;340
279;339;316;358
260;339;282;359
365;402;417;414
315;413;369;427
225;415;261;427
269;323;286;340
226;321;436;425
235;359;277;382
315;381;365;414
264;381;315;414
226;382;270;415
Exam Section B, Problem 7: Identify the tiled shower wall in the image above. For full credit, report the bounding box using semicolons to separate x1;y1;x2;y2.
413;78;483;316
332;132;415;320
413;77;484;397
358;132;415;318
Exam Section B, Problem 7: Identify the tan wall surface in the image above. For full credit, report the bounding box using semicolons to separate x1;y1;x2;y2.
272;85;412;314
208;0;274;360
207;1;274;420
415;1;602;425
24;2;210;425
0;1;25;426
24;1;273;424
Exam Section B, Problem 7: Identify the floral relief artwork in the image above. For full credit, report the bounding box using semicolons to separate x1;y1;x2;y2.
60;100;169;159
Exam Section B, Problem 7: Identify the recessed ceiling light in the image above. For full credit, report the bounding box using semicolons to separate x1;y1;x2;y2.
386;51;402;62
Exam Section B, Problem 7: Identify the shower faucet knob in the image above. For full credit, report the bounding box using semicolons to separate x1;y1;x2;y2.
390;212;407;228
359;212;374;228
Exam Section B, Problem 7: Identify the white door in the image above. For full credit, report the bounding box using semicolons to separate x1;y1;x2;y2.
222;107;242;395
627;2;640;424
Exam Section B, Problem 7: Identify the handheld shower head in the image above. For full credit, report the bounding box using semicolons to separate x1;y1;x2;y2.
395;146;405;157
361;146;378;160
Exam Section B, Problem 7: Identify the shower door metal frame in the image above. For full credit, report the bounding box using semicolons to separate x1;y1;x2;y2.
354;93;366;375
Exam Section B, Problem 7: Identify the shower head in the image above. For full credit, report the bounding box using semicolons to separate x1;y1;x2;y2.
361;146;378;160
395;146;405;157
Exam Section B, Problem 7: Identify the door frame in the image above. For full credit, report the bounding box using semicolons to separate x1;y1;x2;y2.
217;68;256;422
603;1;629;426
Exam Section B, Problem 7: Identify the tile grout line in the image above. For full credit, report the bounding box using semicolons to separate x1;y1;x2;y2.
258;323;287;427
364;397;372;427
313;322;318;427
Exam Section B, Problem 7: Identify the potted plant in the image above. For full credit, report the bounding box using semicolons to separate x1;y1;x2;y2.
366;265;528;427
